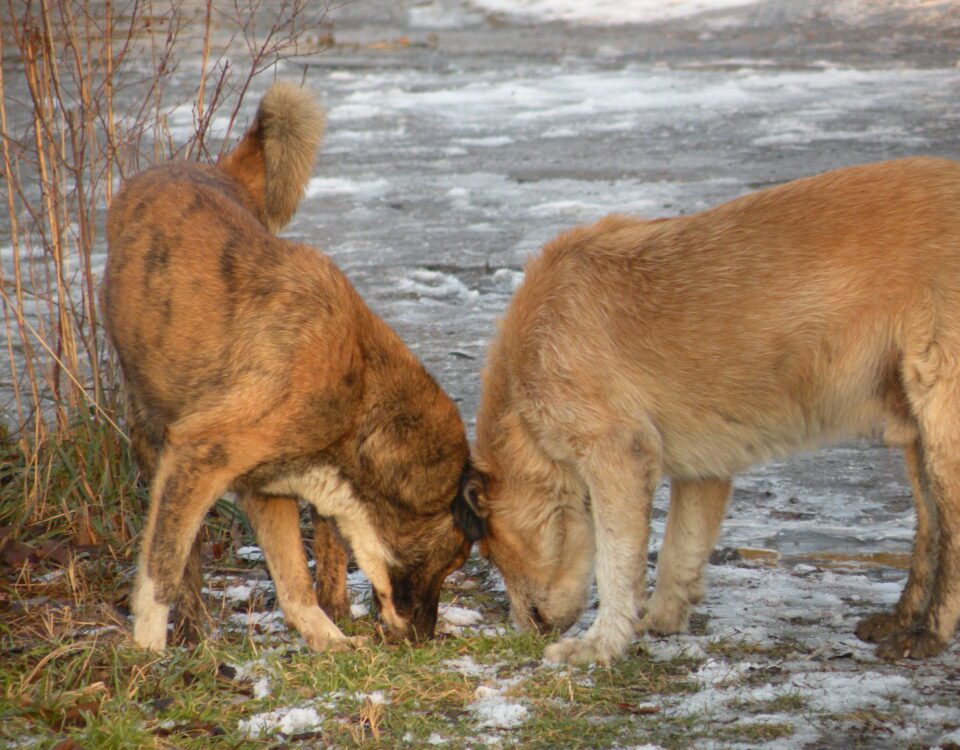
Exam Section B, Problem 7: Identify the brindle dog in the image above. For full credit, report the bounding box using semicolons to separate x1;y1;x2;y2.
103;83;484;651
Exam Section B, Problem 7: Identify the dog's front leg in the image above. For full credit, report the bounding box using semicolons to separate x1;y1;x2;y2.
544;430;660;666
240;492;363;652
642;477;731;635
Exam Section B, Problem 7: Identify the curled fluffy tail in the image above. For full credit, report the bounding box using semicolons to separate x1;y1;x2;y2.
220;82;325;233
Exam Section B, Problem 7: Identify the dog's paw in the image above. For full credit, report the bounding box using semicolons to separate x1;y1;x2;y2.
543;636;624;666
876;630;948;661
303;630;368;653
854;611;909;643
639;600;689;636
295;606;358;652
328;635;369;653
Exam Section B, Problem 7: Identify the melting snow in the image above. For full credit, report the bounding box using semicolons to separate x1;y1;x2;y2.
440;604;484;627
253;676;272;700
238;706;324;738
470;684;529;729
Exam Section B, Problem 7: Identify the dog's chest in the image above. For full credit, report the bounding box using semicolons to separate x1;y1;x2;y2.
261;465;357;516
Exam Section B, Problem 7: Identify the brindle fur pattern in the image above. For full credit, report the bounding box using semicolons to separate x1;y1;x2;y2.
103;83;473;651
471;158;960;665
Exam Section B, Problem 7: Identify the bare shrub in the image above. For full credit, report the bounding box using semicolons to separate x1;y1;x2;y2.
0;0;330;550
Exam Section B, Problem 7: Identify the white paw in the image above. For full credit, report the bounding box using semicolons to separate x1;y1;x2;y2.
543;635;625;666
131;576;169;651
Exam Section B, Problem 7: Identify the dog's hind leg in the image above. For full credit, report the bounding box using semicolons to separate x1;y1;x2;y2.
544;427;661;665
311;510;350;621
877;373;960;659
856;439;938;643
131;441;238;650
642;477;731;636
125;397;207;645
240;493;361;651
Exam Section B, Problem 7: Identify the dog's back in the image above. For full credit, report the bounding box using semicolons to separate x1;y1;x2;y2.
485;157;960;477
473;156;960;665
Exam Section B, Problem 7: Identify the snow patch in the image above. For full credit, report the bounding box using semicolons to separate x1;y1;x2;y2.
238;706;324;738
221;581;273;603
470;684;528;728
440;604;484;626
442;655;498;678
358;690;391;705
253;676;272;700
236;546;264;562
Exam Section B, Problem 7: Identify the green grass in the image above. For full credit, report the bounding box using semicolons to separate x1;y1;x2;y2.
0;419;929;749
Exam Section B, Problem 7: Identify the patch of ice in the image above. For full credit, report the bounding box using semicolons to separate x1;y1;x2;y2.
428;733;448;745
398;269;480;301
455;136;514;147
644;638;707;662
694;658;761;687
238;705;323;738
327;103;385;121
409;1;484;28
351;602;370;617
470;685;528;728
468;0;758;25
468;0;954;27
788;670;911;713
540;126;578;138
305;177;390;199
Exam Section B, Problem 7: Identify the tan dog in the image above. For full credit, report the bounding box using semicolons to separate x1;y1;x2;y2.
103;83;484;651
468;157;960;664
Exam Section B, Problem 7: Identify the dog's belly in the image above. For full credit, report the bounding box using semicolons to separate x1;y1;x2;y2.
653;377;891;480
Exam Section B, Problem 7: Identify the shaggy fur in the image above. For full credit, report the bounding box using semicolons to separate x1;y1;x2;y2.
470;157;960;664
102;82;477;651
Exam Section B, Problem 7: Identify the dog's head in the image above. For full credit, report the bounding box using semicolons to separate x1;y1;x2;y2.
453;460;595;636
346;385;482;643
368;462;480;642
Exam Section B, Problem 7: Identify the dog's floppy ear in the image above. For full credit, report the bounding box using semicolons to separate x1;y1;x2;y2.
452;466;488;542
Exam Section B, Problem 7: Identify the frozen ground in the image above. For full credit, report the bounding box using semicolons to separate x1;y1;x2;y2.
294;1;958;747
6;0;960;747
178;1;960;747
